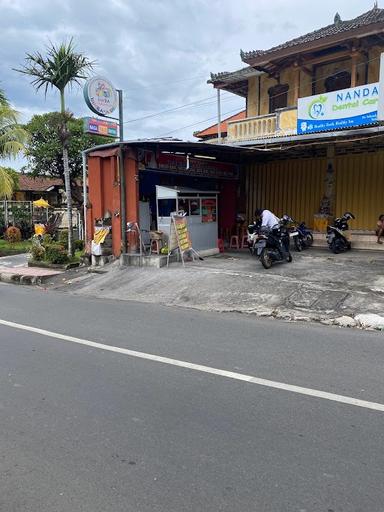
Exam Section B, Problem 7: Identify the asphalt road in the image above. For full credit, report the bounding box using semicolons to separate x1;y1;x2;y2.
1;284;384;511
0;253;28;268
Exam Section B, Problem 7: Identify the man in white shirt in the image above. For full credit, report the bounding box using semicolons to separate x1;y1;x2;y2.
254;208;280;229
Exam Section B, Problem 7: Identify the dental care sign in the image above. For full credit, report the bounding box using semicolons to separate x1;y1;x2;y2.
297;82;379;134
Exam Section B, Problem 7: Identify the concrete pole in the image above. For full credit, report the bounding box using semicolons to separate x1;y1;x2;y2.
217;88;222;143
82;151;87;243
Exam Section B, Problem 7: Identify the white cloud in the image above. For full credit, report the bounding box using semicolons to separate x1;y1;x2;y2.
0;0;377;149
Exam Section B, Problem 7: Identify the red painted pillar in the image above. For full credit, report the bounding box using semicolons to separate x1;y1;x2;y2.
124;148;139;252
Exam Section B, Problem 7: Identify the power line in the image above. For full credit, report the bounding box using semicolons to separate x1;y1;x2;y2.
123;74;209;94
123;91;238;124
156;107;242;137
125;53;381;137
154;54;382;139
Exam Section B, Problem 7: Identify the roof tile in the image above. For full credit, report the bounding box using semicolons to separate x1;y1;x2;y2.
242;7;384;62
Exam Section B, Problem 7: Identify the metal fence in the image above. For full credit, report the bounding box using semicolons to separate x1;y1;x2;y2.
0;200;33;226
0;201;82;237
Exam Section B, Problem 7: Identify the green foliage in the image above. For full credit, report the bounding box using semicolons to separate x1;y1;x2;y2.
74;239;84;251
5;226;22;244
30;242;45;261
58;228;68;247
24;113;113;183
42;233;54;245
0;167;15;199
45;243;69;264
1;167;19;188
0;88;29;161
16;39;95;102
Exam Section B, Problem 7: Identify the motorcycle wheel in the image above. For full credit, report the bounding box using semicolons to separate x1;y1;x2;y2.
331;240;343;254
287;252;293;263
306;233;314;247
294;237;302;252
260;248;273;269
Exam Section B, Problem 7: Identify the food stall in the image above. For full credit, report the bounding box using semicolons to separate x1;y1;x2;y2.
155;185;218;252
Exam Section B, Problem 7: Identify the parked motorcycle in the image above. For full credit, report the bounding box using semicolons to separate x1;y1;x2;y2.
326;212;355;253
291;220;314;251
254;221;293;269
246;220;261;255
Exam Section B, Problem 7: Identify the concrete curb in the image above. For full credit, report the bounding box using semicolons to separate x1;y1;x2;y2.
0;272;52;286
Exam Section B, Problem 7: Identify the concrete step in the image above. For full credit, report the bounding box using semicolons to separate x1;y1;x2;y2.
312;232;384;251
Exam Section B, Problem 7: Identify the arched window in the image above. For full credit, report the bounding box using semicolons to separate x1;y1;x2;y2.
325;71;351;92
268;84;289;113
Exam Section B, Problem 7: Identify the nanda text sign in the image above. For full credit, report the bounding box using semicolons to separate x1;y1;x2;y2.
297;82;379;134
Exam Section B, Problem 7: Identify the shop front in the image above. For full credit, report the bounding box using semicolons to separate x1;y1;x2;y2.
85;140;247;260
156;185;219;252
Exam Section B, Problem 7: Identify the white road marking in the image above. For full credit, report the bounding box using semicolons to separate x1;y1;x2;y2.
1;318;384;413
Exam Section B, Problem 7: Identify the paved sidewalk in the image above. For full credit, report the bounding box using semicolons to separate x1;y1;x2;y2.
0;253;63;284
45;248;384;329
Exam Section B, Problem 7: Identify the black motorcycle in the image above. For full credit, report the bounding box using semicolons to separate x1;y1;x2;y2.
254;221;292;269
326;212;355;253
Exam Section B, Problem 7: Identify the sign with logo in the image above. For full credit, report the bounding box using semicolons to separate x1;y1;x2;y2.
83;117;118;138
153;154;239;180
84;76;118;117
297;82;379;134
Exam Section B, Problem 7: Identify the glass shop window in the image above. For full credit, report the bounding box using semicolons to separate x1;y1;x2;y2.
178;198;189;215
158;199;176;217
189;198;200;215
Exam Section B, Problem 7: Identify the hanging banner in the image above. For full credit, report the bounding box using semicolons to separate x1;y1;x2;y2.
297;82;379;134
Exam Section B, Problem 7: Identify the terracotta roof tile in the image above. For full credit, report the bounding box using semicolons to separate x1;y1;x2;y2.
194;111;246;138
241;7;384;62
18;175;63;192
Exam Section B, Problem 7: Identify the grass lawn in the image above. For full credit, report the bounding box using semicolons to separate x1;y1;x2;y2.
0;239;31;257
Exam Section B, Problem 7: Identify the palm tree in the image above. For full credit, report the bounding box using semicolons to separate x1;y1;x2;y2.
0;167;15;199
16;39;94;256
0;90;28;199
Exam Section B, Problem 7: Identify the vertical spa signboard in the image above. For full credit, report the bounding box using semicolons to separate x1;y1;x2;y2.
297;82;379;134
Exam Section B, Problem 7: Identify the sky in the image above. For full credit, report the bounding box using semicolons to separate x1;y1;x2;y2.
0;0;378;169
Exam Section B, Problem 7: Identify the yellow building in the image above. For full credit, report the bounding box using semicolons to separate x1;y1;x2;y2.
206;7;384;231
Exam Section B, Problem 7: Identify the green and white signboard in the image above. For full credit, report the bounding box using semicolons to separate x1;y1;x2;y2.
297;82;379;134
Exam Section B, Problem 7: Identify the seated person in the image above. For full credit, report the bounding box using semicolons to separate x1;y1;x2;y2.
376;214;384;244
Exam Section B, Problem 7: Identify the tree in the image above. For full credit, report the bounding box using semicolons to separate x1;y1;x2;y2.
24;112;112;204
16;39;94;256
0;168;16;199
0;89;28;199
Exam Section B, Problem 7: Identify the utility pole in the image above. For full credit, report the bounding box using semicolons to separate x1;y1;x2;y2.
117;89;127;252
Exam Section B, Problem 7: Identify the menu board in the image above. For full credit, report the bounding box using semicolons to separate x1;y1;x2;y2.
201;198;217;223
174;216;192;251
167;212;202;267
169;213;192;252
